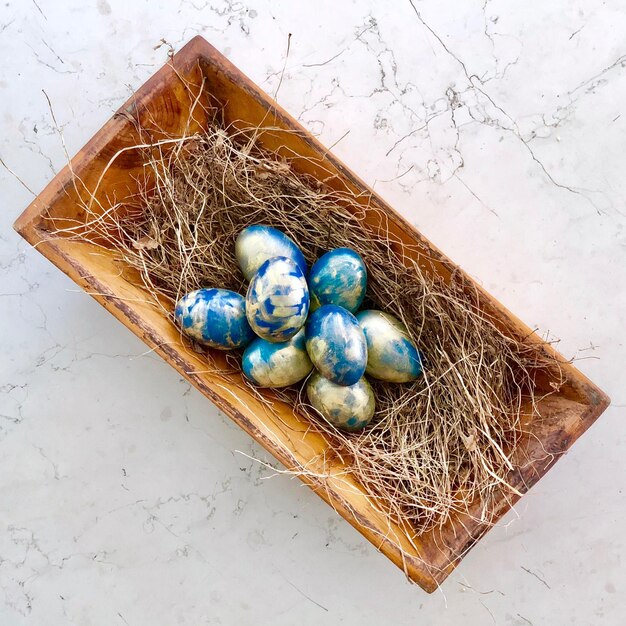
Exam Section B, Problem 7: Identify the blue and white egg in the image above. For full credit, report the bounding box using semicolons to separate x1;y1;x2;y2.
236;225;308;281
306;372;375;432
356;310;423;382
242;329;313;388
174;288;254;350
309;248;367;313
246;256;309;342
305;304;367;386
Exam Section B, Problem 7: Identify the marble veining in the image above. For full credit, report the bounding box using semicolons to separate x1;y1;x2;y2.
1;1;624;624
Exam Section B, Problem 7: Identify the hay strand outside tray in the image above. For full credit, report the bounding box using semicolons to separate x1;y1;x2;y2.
13;36;610;592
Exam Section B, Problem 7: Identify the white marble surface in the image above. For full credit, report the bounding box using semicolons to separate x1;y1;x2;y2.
1;1;624;624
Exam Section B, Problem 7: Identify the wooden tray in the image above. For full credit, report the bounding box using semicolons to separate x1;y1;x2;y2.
13;36;610;592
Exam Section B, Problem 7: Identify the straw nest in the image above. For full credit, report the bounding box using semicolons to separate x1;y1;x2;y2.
49;95;563;539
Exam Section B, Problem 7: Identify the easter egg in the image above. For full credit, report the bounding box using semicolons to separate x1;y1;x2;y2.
242;329;313;388
305;304;367;386
246;256;309;342
236;225;308;281
309;248;367;313
306;372;375;432
356;310;423;382
174;288;254;350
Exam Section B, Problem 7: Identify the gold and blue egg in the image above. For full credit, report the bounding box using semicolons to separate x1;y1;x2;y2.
357;310;423;383
245;256;309;342
174;288;255;350
306;371;375;432
242;329;313;388
309;248;367;313
305;304;367;387
236;225;308;281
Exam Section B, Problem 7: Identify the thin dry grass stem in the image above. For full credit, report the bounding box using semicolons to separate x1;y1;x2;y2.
48;104;564;536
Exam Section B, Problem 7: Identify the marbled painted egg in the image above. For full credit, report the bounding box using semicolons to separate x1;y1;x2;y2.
356;310;423;382
309;248;367;313
305;304;367;386
236;225;308;281
242;329;313;388
306;372;375;432
246;256;309;342
174;288;254;350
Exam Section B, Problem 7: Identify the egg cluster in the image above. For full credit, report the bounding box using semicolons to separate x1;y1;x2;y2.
174;225;423;432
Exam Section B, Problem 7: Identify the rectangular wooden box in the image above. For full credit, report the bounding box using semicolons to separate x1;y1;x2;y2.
14;36;610;592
